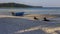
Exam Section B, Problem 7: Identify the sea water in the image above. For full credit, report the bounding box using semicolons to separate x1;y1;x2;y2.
0;7;60;15
0;8;60;34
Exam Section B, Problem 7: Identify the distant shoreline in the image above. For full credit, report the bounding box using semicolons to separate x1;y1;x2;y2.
0;3;43;8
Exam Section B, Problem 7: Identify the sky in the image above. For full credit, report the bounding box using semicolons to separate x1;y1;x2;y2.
0;0;60;7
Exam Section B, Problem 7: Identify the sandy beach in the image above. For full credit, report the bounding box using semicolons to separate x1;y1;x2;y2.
0;14;60;34
0;14;56;20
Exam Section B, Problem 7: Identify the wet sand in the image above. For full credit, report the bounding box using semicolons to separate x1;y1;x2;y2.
0;14;60;34
0;14;56;20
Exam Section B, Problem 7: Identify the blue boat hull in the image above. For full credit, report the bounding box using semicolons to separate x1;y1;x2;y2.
14;12;24;16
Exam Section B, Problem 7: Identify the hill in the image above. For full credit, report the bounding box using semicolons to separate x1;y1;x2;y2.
0;3;43;8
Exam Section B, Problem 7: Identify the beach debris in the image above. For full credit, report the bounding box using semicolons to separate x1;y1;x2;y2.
11;12;15;16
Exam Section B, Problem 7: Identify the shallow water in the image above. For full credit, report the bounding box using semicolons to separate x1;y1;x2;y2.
0;17;60;34
0;8;60;15
0;8;60;34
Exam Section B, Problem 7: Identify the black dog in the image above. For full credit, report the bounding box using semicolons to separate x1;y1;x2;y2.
34;16;38;20
43;17;50;21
